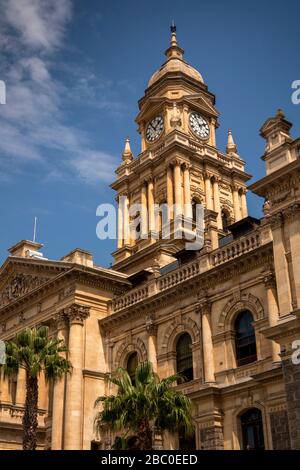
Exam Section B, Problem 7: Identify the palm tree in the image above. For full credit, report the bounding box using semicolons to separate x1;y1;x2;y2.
94;361;194;450
2;326;71;450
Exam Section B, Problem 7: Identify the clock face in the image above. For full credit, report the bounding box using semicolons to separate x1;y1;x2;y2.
189;112;210;139
146;116;164;142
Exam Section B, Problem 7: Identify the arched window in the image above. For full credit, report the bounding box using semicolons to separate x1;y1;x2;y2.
221;209;231;232
240;408;265;450
176;333;193;382
127;352;138;385
235;311;257;367
192;199;197;224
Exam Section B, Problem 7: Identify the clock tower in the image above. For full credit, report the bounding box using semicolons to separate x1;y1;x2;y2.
111;26;251;274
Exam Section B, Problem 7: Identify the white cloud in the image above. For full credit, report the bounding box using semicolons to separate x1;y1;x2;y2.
3;0;72;51
73;150;117;184
0;0;121;184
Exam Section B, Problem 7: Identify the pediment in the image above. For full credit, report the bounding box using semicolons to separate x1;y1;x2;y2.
0;273;50;308
184;94;219;118
260;115;292;136
0;258;69;309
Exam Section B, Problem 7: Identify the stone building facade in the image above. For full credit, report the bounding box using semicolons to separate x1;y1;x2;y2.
0;28;300;450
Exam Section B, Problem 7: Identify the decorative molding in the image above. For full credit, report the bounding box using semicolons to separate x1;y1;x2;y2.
64;303;90;325
0;274;50;308
114;337;147;368
196;297;211;316
145;314;158;336
52;310;68;331
283;203;300;220
101;245;273;331
218;292;265;329
160;315;200;354
263;271;277;289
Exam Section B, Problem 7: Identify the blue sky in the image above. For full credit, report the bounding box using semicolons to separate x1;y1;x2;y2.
0;0;299;267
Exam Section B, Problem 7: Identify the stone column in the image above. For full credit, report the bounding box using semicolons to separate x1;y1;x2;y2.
264;273;281;362
146;316;158;373
286;205;300;308
199;300;215;383
167;165;174;220
173;160;183;218
204;173;213;210
147;178;155;234
117;195;123;249
212;177;222;229
63;304;90;450
183;163;192;220
241;189;248;218
123;193;130;245
281;344;300;449
270;214;292;316
141;183;148;236
51;312;69;450
232;185;242;221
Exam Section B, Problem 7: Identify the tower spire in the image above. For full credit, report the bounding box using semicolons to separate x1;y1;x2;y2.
165;22;183;60
122;137;133;163
170;20;177;46
226;129;237;154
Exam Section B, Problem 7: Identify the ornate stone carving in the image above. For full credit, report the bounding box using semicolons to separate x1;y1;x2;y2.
270;212;283;230
191;186;204;202
161;315;200;353
196;297;211;316
0;273;49;308
114;337;147;368
218;292;264;328
19;312;25;324
169;102;182;129
146;314;158;336
53;311;68;331
263;271;277;289
64;303;90;325
155;188;167;204
283;203;300;221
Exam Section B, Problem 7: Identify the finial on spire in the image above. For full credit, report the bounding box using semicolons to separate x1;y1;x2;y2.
122;137;133;163
165;21;183;59
170;20;178;47
170;20;176;33
226;129;237;154
276;108;285;119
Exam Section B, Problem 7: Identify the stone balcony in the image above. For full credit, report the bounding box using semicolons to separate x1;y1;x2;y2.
110;225;272;314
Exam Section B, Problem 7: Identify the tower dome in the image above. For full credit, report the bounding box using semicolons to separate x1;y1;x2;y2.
148;24;204;88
